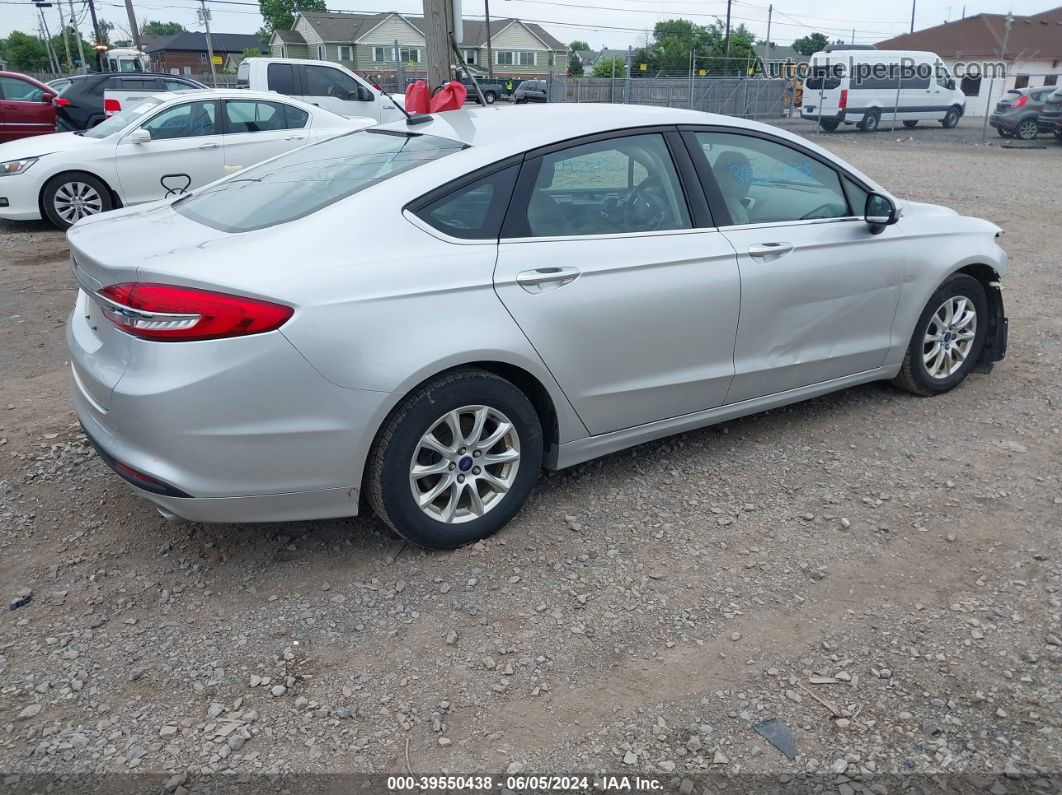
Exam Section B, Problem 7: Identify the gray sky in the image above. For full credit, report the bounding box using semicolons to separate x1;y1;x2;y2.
2;0;1056;53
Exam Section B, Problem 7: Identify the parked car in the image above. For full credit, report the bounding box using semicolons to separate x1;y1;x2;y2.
802;49;965;132
0;71;57;143
238;58;408;123
1036;86;1062;143
53;72;205;131
459;76;502;104
0;90;371;229
65;105;1008;549
513;79;548;103
989;85;1058;139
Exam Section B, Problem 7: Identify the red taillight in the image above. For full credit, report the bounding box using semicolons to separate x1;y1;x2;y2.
113;459;160;485
1013;95;1028;107
97;283;293;342
103;98;121;116
53;96;71;107
839;88;848;110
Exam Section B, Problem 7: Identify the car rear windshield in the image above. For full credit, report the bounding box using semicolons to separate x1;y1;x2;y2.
805;66;842;91
174;129;466;232
83;97;164;139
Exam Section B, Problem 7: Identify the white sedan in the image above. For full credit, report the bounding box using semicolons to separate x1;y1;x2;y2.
0;89;372;229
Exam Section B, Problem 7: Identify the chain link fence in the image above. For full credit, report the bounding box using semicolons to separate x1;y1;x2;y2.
547;75;793;120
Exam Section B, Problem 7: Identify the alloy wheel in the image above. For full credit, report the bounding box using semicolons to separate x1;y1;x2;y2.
53;181;103;224
409;405;521;524
923;296;977;379
1016;119;1038;140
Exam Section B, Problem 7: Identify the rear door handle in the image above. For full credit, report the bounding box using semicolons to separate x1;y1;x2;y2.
516;266;580;293
198;142;219;149
285;134;306;141
748;242;793;260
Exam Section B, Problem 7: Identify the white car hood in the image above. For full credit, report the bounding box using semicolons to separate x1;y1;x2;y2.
0;131;104;161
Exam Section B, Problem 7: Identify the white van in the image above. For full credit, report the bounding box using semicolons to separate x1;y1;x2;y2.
801;49;965;132
237;58;406;124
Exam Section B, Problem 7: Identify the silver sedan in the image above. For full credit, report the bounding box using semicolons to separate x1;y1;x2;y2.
66;104;1008;548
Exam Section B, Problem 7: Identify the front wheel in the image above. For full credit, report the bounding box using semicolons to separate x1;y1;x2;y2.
483;91;497;105
366;369;543;549
941;107;961;128
858;110;880;132
42;172;113;230
893;274;988;396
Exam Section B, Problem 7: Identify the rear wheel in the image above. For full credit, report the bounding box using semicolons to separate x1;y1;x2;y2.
941;107;961;128
42;172;113;230
903;120;918;129
483;90;497;105
818;119;839;132
366;369;543;549
858;110;880;132
893;274;988;396
1014;118;1039;140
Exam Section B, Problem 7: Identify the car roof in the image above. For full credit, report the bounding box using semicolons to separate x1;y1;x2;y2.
374;104;799;156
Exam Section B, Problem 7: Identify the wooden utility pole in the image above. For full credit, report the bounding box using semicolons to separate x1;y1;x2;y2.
422;0;454;89
723;0;733;58
56;3;73;71
125;0;142;49
199;0;217;84
68;0;87;70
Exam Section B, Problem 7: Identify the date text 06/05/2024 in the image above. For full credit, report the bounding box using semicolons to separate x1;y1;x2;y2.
386;775;666;791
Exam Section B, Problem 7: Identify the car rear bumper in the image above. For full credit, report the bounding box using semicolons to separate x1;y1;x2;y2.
68;302;391;522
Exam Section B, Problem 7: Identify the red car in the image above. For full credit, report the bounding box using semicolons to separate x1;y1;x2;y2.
0;72;57;143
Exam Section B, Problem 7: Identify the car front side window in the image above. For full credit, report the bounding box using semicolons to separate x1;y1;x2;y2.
0;76;43;102
141;101;218;140
515;133;691;238
690;131;851;226
304;66;358;99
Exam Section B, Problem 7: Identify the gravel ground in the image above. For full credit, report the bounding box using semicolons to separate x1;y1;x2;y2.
0;132;1060;793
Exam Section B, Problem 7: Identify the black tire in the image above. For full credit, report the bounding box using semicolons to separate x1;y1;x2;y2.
903;120;918;129
941;107;961;128
818;119;839;132
858;110;880;132
996;127;1011;138
366;369;543;549
1014;118;1038;140
483;91;497;105
892;273;988;397
41;171;113;230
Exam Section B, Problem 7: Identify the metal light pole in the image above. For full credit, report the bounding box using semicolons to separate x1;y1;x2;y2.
199;0;217;84
909;0;916;33
68;0;88;71
484;0;494;79
56;2;73;71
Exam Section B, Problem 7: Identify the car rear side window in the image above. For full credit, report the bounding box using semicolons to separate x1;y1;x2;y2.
411;165;519;240
267;63;297;94
175;129;466;232
224;100;307;132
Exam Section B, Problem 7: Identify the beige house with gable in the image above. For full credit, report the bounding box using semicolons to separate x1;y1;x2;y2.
269;11;566;80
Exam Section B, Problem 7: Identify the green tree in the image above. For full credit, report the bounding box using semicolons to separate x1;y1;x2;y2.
258;0;326;34
50;27;95;70
3;31;50;71
141;20;186;37
568;39;589;52
592;56;626;77
792;32;829;56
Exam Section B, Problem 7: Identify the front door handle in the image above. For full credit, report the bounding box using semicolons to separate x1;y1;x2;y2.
198;142;219;149
285;135;306;141
516;266;580;293
748;242;793;261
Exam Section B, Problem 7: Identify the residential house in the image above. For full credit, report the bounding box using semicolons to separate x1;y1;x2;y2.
877;5;1062;116
754;43;807;73
268;11;566;80
144;32;265;75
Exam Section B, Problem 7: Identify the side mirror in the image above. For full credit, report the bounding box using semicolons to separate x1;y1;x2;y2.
41;91;56;104
355;85;375;102
865;192;898;234
946;78;956;90
127;128;152;144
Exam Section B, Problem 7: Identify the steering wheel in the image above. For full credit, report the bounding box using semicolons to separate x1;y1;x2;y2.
623;176;669;232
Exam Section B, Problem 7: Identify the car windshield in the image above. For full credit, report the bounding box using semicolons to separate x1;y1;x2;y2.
174;129;467;232
83;97;164;139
